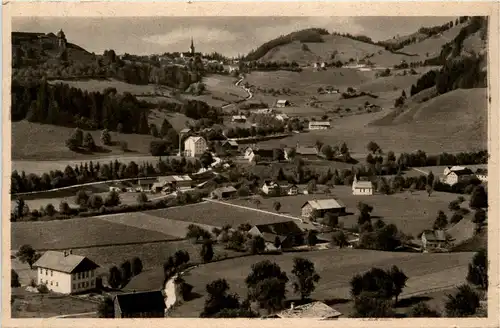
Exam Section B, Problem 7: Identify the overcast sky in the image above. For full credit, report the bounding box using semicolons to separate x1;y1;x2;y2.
13;16;455;57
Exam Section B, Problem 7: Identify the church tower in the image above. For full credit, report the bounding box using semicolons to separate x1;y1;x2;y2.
57;29;67;49
190;38;195;56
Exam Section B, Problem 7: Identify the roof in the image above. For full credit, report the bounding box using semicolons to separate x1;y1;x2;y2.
180;128;191;134
222;140;239;146
254;221;303;236
476;168;488;174
33;251;99;274
263;180;280;188
232;115;247;120
309;121;331;126
302;199;345;210
448;168;474;176
261;232;287;244
185;136;206;144
296;147;319;156
213;186;237;194
274;302;342;319
114;291;166;314
160;175;192;183
423;230;447;242
138;177;158;185
353;181;373;189
277;100;289;104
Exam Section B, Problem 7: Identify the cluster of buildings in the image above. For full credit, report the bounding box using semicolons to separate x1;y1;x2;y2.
441;166;488;185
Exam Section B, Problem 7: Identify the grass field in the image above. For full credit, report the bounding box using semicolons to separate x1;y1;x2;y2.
228;186;465;236
169;248;474;317
11;216;177;250
11;287;98;318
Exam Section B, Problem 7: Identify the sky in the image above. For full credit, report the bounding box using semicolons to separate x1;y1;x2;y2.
13;16;455;57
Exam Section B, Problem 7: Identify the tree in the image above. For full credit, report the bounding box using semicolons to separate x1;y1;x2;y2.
273;201;281;212
307;179;318;194
409;302;441;317
44;203;56;216
59;201;71;215
249;236;266;255
467;248;487;289
201;240;214;263
83;132;96;150
445;284;480;317
137;192;148;204
149;140;169;157
100;129;112;146
470;185;488;209
174;250;190;267
131;257;143;276
448;200;460;211
120;260;132;282
390;265;408;304
104;190;121;207
367;141;380;154
357;202;373;225
291;257;320;300
72;128;84;147
88;194;104;209
98;296;115;318
200;151;215;168
245;260;288;313
108;266;122;289
425;184;433;197
353;292;395;318
201;279;240;317
472;209;487;232
306;230;318;246
433;211;448;230
75;190;90;207
16;244;37;269
321;145;334;160
323;212;339;229
331;231;348;248
273;148;284;161
11;269;21;287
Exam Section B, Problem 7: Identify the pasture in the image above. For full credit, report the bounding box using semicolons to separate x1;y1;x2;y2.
183;74;248;107
228;186;465;236
169;248;474;317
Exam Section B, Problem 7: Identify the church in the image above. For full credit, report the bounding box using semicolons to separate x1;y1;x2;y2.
180;38;198;58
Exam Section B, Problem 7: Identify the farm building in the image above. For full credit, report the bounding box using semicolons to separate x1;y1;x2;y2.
138;177;158;192
308;121;331;130
276;100;290;108
221;139;239;150
162;175;193;189
113;290;166;318
442;166;475;185
275;113;289;121
184;136;207;157
421;230;447;251
210;186;238;199
244;147;275;163
268;301;342;319
248;221;304;250
179;128;191;135
301;199;346;219
292;145;319;160
261;180;281;196
255;108;275;115
281;184;299;196
352;176;374;195
109;182;129;193
33;250;99;295
231;115;247;123
475;168;488;182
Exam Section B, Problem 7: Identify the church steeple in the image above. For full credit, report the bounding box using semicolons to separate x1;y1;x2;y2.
190;37;195;56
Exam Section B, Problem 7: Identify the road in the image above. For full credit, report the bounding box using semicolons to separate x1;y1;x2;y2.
222;75;252;109
51;311;97;318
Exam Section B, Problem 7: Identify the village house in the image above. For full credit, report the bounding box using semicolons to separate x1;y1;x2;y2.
261;180;282;196
137;177;158;192
421;230;447;252
255;108;275;115
113;290;167;318
184;136;207;157
268;301;342;319
308;121;331;130
275;113;289;122
248;221;304;250
210;186;238;199
281;184;299;196
301;199;346;219
221;139;239;151
33;250;100;295
244;147;275;163
231;115;247;123
352;175;374;195
276;100;291;108
109;182;129;193
153;175;193;193
475;168;488;182
442;166;475;185
285;144;320;160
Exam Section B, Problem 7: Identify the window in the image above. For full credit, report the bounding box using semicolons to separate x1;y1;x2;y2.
50;281;53;286
73;284;76;290
91;280;94;287
45;269;48;275
51;270;53;276
39;268;43;274
56;282;59;287
86;271;89;278
78;283;81;288
91;270;94;277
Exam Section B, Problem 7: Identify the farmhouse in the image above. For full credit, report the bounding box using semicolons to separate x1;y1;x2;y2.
211;186;238;199
261;180;281;196
275;113;289;121
155;175;193;193
114;290;166;318
442;166;475;185
352;176;374;195
301;199;346;219
109;182;128;193
268;301;342;319
308;121;331;130
421;230;447;251
231;115;247;123
244;147;274;163
281;184;299;196
33;250;99;295
137;177;158;192
475;168;488;182
184;136;207;157
293;145;319;160
179;128;192;135
276;100;290;108
248;221;304;250
221;139;239;150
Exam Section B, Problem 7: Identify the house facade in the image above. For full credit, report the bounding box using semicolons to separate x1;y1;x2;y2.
308;121;331;130
33;250;99;294
352;176;374;195
421;230;447;251
248;221;304;250
442;166;475;185
244;147;274;163
137;177;158;192
475;168;488;182
262;180;281;196
231;115;247;123
114;290;167;318
301;199;346;219
276;100;290;108
282;184;299;196
211;186;238;199
184;136;207;157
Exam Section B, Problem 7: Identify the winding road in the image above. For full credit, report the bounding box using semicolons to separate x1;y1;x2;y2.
222;75;253;109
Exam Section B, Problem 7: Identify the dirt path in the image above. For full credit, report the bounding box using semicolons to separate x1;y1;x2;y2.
51;311;97;318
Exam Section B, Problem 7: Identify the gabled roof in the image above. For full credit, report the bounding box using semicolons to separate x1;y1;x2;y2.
185;136;206;144
263;180;280;188
33;251;99;274
222;140;239;147
213;186;237;194
423;230;446;242
273;302;342;319
180;128;191;134
160;175;192;183
114;290;166;314
302;199;345;210
309;121;331;126
353;180;373;189
254;221;303;236
448;168;474;176
232;115;247;120
277;100;289;104
296;147;319;156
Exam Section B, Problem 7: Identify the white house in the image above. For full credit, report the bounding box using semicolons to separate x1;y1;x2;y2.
276;100;290;108
442;166;475;185
421;230;447;251
352;176;374;195
308;121;331;130
33;250;100;294
231;115;247;123
275;113;289;121
262;180;281;195
184;136;207;157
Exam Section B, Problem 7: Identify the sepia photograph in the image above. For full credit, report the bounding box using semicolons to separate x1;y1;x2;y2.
3;2;497;325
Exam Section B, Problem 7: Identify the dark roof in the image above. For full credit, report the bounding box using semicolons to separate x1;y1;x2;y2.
138;178;158;185
296;147;319;156
33;251;99;273
114;291;166;314
451;168;474;176
423;230;446;242
254;149;275;158
213;186;237;194
254;221;303;236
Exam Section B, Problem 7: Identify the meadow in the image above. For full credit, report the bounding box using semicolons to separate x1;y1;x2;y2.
170;248;474;317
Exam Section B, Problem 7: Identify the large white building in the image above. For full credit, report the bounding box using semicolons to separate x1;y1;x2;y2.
33;250;100;294
184;136;207;157
352;175;374;195
442;166;475;185
308;121;331;130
